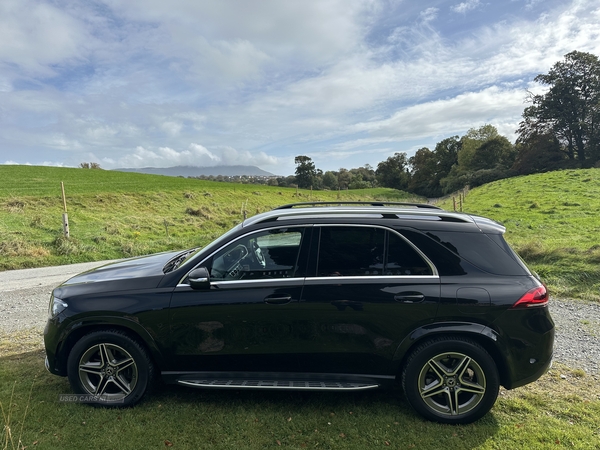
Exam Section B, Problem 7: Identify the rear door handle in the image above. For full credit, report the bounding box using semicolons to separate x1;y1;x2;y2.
394;293;425;303
264;295;293;305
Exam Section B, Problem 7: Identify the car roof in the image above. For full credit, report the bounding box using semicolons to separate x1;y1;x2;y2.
242;201;504;232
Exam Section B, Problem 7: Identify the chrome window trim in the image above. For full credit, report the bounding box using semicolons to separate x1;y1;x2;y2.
313;224;439;277
179;223;439;286
176;274;439;289
176;277;305;289
305;275;439;283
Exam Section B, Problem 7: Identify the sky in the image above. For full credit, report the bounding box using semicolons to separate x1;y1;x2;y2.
0;0;599;176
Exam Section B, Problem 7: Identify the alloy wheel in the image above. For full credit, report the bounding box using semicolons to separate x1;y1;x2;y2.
418;351;486;416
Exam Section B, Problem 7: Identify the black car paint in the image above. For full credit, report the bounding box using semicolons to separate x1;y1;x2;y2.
44;214;554;396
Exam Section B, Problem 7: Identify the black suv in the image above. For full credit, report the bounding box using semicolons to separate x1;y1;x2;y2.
44;202;554;424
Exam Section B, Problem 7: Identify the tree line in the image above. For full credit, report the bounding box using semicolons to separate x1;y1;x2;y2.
291;50;600;197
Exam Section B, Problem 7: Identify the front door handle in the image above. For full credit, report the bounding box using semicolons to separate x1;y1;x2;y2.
394;292;425;303
264;295;293;305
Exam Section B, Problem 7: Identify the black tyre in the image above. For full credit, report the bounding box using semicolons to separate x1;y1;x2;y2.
66;330;154;407
402;336;499;424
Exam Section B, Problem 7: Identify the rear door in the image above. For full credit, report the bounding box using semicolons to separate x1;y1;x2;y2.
295;225;440;375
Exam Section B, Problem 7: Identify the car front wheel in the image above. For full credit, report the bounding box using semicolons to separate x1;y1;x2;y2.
66;330;154;407
402;336;499;424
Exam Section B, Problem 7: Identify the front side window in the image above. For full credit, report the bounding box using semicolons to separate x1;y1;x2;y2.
315;226;433;277
209;228;304;281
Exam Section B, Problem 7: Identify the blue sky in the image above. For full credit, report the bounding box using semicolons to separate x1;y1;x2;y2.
0;0;598;175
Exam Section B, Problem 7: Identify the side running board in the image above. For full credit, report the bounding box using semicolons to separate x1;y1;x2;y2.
178;379;379;391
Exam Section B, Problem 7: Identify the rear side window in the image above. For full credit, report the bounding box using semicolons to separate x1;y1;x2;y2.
315;226;433;277
386;232;433;275
316;227;384;276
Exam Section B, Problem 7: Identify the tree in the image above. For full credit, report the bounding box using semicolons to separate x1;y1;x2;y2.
294;156;317;189
435;136;461;176
439;126;514;194
322;171;338;190
517;51;600;165
410;137;461;197
80;162;102;169
337;168;353;190
458;124;500;170
376;152;410;190
408;147;438;197
513;132;566;175
348;165;376;189
470;136;516;170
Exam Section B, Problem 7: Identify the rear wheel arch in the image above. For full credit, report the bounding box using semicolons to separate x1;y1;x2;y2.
401;335;500;424
393;325;510;388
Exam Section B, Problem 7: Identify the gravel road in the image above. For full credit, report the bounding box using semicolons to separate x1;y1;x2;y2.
1;262;599;374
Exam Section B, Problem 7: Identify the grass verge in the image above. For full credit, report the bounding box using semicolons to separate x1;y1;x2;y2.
1;335;599;449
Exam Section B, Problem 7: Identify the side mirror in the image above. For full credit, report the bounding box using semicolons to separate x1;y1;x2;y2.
188;267;210;290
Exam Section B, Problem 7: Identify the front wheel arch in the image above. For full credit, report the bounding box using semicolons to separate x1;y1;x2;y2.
56;320;165;376
66;329;155;407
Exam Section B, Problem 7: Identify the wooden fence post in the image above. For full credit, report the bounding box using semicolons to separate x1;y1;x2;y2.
61;182;69;238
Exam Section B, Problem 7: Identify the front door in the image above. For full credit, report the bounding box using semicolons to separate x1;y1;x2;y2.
169;226;310;373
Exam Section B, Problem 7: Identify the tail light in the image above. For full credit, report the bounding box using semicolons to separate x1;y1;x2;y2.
512;285;548;308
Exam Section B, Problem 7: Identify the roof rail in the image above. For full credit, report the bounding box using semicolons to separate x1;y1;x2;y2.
274;201;442;210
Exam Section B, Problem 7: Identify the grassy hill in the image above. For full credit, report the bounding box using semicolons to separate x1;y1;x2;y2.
1;165;599;300
438;168;600;301
0;166;415;270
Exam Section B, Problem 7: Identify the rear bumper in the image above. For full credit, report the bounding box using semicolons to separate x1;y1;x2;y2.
494;307;555;390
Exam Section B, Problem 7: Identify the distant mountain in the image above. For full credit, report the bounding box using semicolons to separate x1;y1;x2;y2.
113;165;276;177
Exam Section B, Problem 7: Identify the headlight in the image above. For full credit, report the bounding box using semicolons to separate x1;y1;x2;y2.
49;295;68;318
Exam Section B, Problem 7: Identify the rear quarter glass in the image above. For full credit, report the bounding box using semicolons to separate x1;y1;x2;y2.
428;231;529;276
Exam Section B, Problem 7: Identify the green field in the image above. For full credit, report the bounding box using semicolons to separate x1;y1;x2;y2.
2;167;600;448
0;166;415;270
1;333;599;450
1;165;599;300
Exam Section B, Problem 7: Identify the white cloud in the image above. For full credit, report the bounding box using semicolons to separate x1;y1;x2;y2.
2;160;66;166
351;86;527;139
0;0;599;173
113;144;219;168
451;0;481;14
98;0;374;89
0;0;93;78
420;7;439;23
106;143;280;169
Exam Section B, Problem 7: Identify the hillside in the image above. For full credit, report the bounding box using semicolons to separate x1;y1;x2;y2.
0;166;414;270
438;168;600;301
1;165;598;300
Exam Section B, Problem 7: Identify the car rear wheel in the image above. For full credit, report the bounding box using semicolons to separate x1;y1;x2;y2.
402;336;499;424
66;330;153;407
